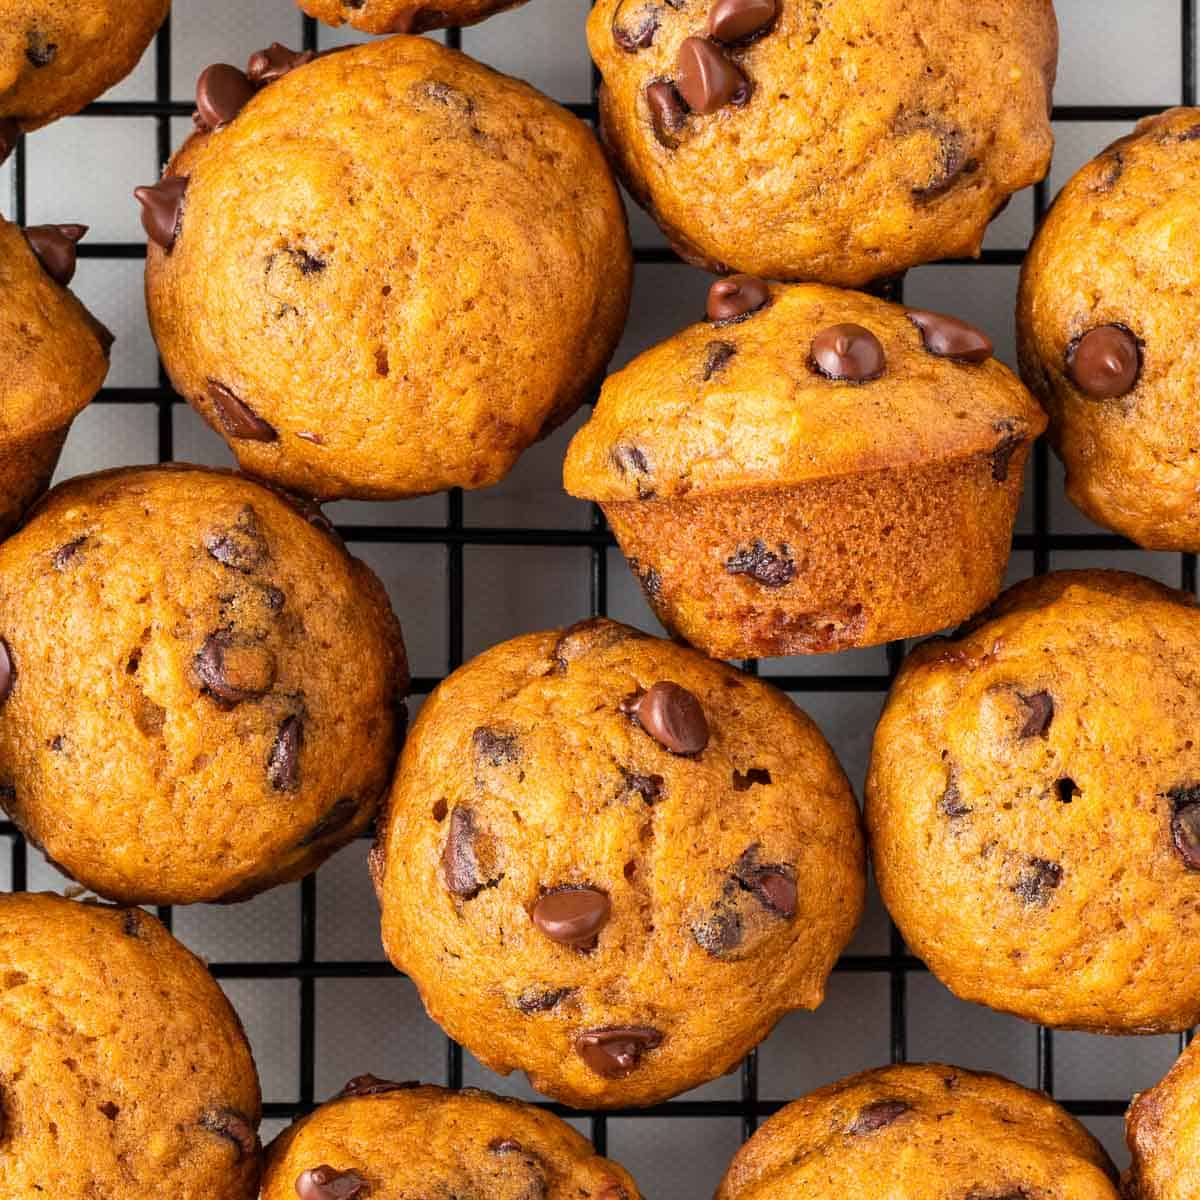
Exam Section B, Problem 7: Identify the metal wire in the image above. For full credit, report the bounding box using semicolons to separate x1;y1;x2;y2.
2;1;1196;1156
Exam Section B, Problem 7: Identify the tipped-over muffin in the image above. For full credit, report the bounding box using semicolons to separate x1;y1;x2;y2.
564;280;1046;658
0;465;408;905
1126;1036;1200;1200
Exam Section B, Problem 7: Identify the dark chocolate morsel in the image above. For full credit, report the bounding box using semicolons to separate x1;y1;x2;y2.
849;1099;911;1135
911;127;977;200
0;639;13;706
25;30;57;67
703;340;737;379
1018;691;1054;739
613;1;660;50
337;1074;418;1099
195;63;257;132
52;535;87;570
1012;857;1062;905
707;274;769;323
133;175;188;250
1067;324;1141;399
122;909;143;938
646;80;688;148
24;223;87;286
267;715;303;792
725;540;795;587
0;118;19;165
199;1108;257;1161
1171;786;1200;870
576;1027;663;1078
691;904;743;955
204;507;268;574
611;443;650;477
194;631;276;705
516;986;574;1014
441;805;493;897
532;887;611;946
675;37;750;114
624;681;709;755
620;768;664;803
296;1166;368;1200
810;324;886;382
246;42;316;83
906;309;993;364
707;0;777;42
207;381;278;442
472;726;520;766
990;419;1026;483
940;771;970;817
734;851;797;917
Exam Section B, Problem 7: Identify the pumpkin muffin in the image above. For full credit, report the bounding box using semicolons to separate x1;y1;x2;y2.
0;464;408;906
264;1079;641;1200
1126;1037;1200;1200
0;891;262;1200
587;0;1057;285
867;570;1200;1033
1018;107;1200;550
296;0;527;35
373;617;865;1108
564;280;1045;659
0;0;168;161
717;1063;1119;1200
0;216;110;538
137;36;631;501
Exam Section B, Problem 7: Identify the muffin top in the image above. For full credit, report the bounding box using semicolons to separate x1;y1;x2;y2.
264;1081;639;1200
0;216;109;442
0;892;261;1200
564;282;1045;502
375;617;864;1107
867;570;1200;1032
1127;1037;1200;1200
143;36;631;500
587;0;1056;284
0;465;408;905
296;0;527;34
717;1063;1117;1200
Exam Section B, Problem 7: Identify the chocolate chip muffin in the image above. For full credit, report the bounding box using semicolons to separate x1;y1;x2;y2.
264;1078;641;1200
138;36;631;501
0;0;168;161
588;0;1056;285
373;617;865;1108
1126;1038;1200;1200
867;570;1200;1033
295;0;527;35
564;280;1046;659
0;891;262;1199
0;464;408;906
1018;107;1200;550
716;1063;1119;1200
0;216;110;538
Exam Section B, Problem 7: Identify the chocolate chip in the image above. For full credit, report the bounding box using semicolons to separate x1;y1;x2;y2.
613;0;660;49
195;64;256;132
707;274;769;324
707;0;777;42
25;30;57;67
472;726;520;766
611;444;650;477
337;1074;417;1099
0;119;19;164
194;631;276;705
939;772;970;818
51;535;87;570
849;1098;911;1135
692;904;743;955
1170;786;1200;870
516;986;574;1014
122;909;143;938
675;37;750;114
725;540;795;587
441;805;500;898
409;79;476;118
1012;857;1062;905
620;768;664;803
267;715;303;792
731;766;771;791
246;42;315;84
912;128;977;201
733;847;796;917
623;681;709;755
300;797;358;847
0;640;13;707
205;507;269;574
576;1027;662;1078
1018;691;1054;739
810;324;886;382
133;175;188;251
24;223;86;286
703;340;737;379
907;310;993;364
206;381;278;442
199;1108;257;1161
990;419;1026;483
646;80;688;148
1067;324;1141;399
296;1166;368;1200
532;887;611;947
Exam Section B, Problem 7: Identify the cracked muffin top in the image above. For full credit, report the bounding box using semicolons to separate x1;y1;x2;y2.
141;35;631;501
264;1079;640;1200
1126;1036;1200;1200
0;465;408;905
373;617;864;1108
717;1063;1118;1200
867;570;1200;1033
587;0;1056;284
564;282;1045;502
0;892;262;1200
295;0;528;35
1018;107;1200;550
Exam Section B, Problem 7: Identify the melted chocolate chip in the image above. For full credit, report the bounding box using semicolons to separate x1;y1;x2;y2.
300;797;358;847
0;119;19;165
620;768;664;803
1170;786;1200;870
576;1027;662;1078
675;37;750;114
532;887;611;947
912;127;977;201
613;0;660;49
337;1074;417;1099
725;540;795;587
907;309;993;364
441;805;498;898
195;63;256;132
990;420;1026;483
204;507;268;574
646;80;688;148
623;681;709;755
25;30;57;67
1067;324;1141;399
707;274;769;324
703;340;737;379
1012;857;1062;905
692;904;743;955
849;1098;911;1134
246;42;315;84
0;640;14;707
199;1108;257;1161
267;715;303;792
939;772;970;818
516;987;574;1014
612;444;650;477
733;847;796;917
24;223;86;286
296;1166;368;1200
472;726;520;766
133;175;188;250
122;909;143;938
206;381;278;442
810;324;886;382
707;0;777;42
1018;691;1054;739
731;766;771;791
51;535;87;570
194;631;276;705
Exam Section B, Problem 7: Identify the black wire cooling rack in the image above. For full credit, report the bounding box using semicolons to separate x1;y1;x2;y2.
3;0;1198;1168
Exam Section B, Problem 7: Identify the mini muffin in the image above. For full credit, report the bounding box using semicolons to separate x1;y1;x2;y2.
263;1078;640;1200
867;570;1200;1033
0;892;262;1200
137;37;631;501
0;0;168;161
587;0;1056;285
1018;107;1200;550
564;280;1046;659
0;216;110;538
716;1063;1119;1200
1126;1038;1200;1200
0;465;408;905
374;616;865;1108
296;0;527;35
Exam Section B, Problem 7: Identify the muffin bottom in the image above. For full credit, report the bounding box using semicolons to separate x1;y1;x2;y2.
604;446;1033;658
0;423;71;538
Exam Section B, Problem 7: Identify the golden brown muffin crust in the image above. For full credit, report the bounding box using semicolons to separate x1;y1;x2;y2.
0;465;408;905
1126;1038;1200;1200
867;570;1200;1033
376;617;865;1108
587;0;1056;284
0;892;262;1200
296;0;527;34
